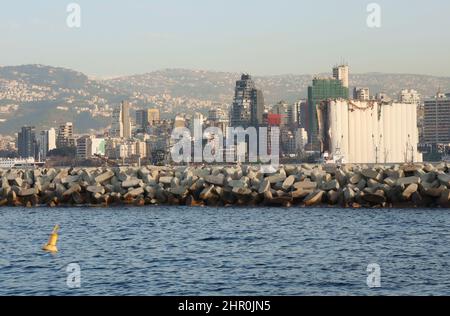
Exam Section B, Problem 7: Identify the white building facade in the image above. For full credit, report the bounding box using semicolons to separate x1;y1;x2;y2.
399;89;421;105
38;128;57;160
76;135;106;159
321;100;422;164
353;87;370;101
332;64;349;88
110;101;131;139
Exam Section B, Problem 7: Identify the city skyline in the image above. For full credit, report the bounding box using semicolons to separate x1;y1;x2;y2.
4;62;441;165
1;0;450;78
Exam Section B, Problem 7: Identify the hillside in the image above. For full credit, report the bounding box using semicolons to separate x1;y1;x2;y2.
104;69;450;104
0;65;126;135
1;64;450;136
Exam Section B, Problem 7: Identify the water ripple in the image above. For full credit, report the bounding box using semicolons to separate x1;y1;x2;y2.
0;207;449;295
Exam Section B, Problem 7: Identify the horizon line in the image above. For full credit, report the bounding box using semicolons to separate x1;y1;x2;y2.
1;63;450;81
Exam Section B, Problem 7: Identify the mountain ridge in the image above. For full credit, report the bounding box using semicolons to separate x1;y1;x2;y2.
1;64;449;136
3;63;449;82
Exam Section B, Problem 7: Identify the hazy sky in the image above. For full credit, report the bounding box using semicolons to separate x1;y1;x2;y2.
1;0;449;78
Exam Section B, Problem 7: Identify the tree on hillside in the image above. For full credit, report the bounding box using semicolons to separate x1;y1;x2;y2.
47;147;76;157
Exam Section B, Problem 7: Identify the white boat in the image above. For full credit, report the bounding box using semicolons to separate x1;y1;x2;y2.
0;157;44;169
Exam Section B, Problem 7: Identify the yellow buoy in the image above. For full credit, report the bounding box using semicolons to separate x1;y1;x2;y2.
42;225;59;253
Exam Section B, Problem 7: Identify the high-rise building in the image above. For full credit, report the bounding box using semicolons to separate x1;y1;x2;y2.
38;128;56;160
18;126;37;159
299;101;309;129
148;109;160;125
111;101;131;138
250;89;264;127
111;107;123;138
399;89;421;105
76;136;91;159
280;129;296;156
57;122;76;148
272;101;290;127
230;74;264;127
208;108;229;140
135;108;161;130
307;78;349;150
230;74;254;126
76;135;105;159
135;110;148;131
189;112;205;140
47;128;57;151
288;101;302;128
353;87;370;101
122;101;131;139
333;64;349;88
423;93;450;145
295;128;308;153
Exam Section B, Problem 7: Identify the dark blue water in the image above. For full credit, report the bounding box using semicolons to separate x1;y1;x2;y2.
0;206;450;296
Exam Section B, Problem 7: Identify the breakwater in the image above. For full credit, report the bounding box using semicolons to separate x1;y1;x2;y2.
1;163;450;208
